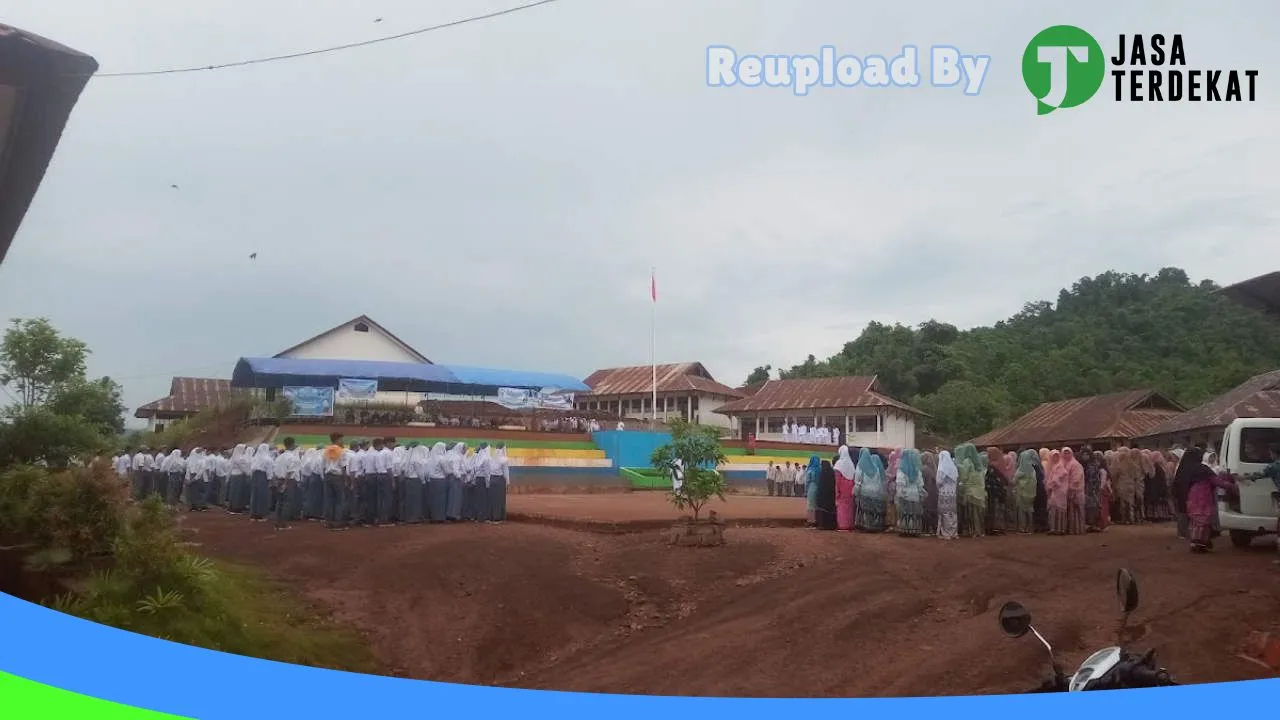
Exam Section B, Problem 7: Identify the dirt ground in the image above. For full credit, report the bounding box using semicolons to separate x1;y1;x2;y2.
180;494;1280;697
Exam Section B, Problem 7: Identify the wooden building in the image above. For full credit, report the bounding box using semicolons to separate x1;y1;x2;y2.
971;389;1186;451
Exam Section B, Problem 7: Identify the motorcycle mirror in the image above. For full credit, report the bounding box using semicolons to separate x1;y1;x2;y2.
1116;568;1139;614
998;601;1033;638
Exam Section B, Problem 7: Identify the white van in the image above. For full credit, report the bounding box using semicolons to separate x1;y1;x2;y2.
1216;417;1280;547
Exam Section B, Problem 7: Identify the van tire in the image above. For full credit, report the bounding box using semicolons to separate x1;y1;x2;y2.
1229;530;1257;548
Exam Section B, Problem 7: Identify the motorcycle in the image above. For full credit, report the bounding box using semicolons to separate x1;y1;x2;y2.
998;568;1179;692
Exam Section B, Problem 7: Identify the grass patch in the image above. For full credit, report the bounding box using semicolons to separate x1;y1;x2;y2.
201;561;378;674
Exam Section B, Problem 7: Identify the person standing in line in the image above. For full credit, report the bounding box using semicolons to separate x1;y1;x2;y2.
180;448;202;509
983;447;1009;535
896;449;925;537
792;460;805;499
833;445;857;532
803;455;821;527
953;444;986;538
445;442;466;522
249;443;274;522
229;445;252;514
390;439;406;524
1063;448;1087;535
160;450;184;508
401;443;427;525
489;442;510;523
371;438;393;527
426;442;448;522
203;448;223;510
272;438;302;531
1013;449;1038;534
920;451;939;537
1082;448;1104;532
935;450;960;540
131;447;152;501
321;433;348;531
1045;449;1068;535
766;463;777;497
815;458;838;531
470;443;492;522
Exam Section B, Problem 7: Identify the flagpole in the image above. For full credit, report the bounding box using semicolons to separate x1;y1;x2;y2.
650;266;657;430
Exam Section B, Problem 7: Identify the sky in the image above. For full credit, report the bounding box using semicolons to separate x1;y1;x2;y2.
0;0;1275;422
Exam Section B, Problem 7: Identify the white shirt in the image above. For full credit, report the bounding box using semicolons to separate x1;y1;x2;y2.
372;447;393;474
354;449;370;476
273;449;302;481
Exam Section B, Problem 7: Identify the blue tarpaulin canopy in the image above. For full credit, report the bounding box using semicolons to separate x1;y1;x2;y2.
231;357;589;394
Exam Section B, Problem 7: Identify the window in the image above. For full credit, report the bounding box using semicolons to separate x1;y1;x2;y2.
766;417;787;433
353;322;370;333
1239;427;1280;464
854;415;878;433
819;415;842;428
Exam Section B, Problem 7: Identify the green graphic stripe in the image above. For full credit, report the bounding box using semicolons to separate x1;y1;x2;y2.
0;671;190;719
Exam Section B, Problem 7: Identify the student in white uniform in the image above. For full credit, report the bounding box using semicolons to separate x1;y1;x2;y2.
488;443;510;523
272;437;302;530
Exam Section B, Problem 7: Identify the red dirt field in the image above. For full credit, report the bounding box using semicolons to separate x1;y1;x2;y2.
179;494;1280;697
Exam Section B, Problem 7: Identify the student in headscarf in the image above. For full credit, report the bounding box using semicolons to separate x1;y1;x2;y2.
272;438;302;530
1096;451;1112;531
1013;450;1038;534
1063;448;1086;534
1032;448;1048;533
1082;449;1104;532
895;449;925;537
401;443;427;525
983;447;1009;535
855;448;888;532
322;433;349;530
471;443;492;523
1045;449;1068;534
921;451;939;537
884;449;901;531
299;447;321;520
815;458;838;531
203;449;224;510
160;449;185;508
1174;447;1236;552
249;443;274;522
953;444;986;538
489;443;510;523
833;445;857;532
446;442;466;521
804;455;821;527
936;450;959;540
426;442;448;522
1111;448;1137;524
182;449;204;509
229;445;251;514
390;439;406;523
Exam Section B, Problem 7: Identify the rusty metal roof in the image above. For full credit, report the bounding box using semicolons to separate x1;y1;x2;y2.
1218;271;1280;319
971;389;1185;448
715;376;928;416
1136;369;1280;438
135;377;236;418
583;362;744;399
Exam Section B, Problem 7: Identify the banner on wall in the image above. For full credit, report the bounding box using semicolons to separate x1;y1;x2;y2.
336;378;378;401
496;387;576;411
282;386;335;417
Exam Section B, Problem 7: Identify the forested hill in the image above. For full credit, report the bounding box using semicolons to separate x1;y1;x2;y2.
749;268;1280;442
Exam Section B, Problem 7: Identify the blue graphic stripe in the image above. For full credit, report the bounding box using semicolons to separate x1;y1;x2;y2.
0;591;1275;718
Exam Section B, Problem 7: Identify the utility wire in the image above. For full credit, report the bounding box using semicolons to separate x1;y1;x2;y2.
90;0;559;78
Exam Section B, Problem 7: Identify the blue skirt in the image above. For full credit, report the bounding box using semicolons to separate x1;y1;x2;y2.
445;476;463;520
487;476;507;521
402;478;425;523
426;478;448;522
249;471;271;518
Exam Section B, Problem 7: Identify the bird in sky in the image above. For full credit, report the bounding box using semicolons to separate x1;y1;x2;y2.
374;17;383;23
170;184;179;189
249;253;257;260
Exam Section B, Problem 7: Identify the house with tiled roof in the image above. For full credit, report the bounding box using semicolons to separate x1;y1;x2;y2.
1134;369;1280;449
971;389;1186;451
715;375;927;447
576;362;745;430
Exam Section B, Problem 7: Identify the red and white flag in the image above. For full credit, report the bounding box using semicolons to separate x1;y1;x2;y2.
650;269;657;303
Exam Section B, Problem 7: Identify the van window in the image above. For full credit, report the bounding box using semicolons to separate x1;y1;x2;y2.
1239;427;1280;464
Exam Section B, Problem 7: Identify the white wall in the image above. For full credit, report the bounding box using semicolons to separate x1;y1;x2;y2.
749;410;917;448
696;394;735;430
278;321;424;364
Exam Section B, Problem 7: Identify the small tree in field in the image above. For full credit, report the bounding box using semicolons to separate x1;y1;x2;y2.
650;418;727;522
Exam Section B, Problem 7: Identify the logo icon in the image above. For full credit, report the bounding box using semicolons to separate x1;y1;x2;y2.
1022;25;1105;115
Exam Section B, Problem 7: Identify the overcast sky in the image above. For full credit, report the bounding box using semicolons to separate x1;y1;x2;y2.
1;0;1275;420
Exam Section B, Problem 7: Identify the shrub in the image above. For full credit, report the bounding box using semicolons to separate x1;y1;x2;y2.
0;461;127;560
651;418;728;522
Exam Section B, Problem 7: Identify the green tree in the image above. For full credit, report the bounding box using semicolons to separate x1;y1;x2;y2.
0;318;89;408
651;418;727;522
47;376;126;436
744;365;772;385
772;268;1280;441
0;406;110;468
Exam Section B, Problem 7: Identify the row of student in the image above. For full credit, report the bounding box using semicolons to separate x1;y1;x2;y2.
112;434;511;531
765;462;808;497
800;444;1241;552
779;423;841;446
